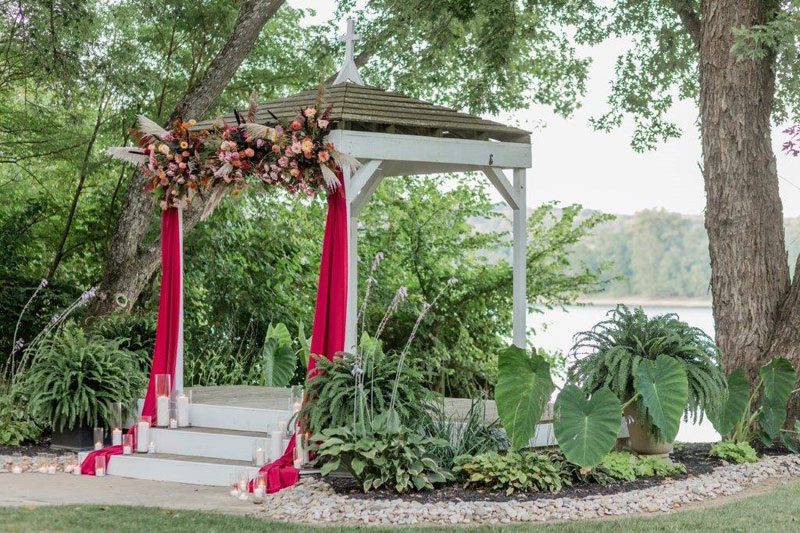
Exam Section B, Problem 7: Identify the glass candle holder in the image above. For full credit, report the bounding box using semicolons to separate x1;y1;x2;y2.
122;434;133;455
253;438;267;466
229;473;240;497
155;374;171;427
289;385;303;415
136;415;151;453
95;455;106;477
168;397;178;429
110;402;123;445
93;427;105;450
237;470;249;501
177;389;191;427
293;435;304;469
251;473;267;503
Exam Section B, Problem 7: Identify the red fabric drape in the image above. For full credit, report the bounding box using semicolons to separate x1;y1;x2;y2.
256;173;349;492
81;209;183;475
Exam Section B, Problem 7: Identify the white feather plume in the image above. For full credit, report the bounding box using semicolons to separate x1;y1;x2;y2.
331;149;361;175
201;185;229;221
214;163;233;178
320;163;340;190
137;115;170;141
242;123;270;139
106;147;148;167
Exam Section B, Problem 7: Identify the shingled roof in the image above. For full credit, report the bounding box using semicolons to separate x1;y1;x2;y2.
196;83;530;144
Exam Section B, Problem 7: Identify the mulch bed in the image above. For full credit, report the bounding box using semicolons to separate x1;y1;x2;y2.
323;442;792;504
0;436;75;457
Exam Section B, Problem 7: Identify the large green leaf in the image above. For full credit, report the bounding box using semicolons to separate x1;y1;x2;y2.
260;337;296;387
496;345;555;450
760;358;796;405
553;386;621;468
266;322;292;348
759;395;788;439
709;368;750;437
633;354;688;443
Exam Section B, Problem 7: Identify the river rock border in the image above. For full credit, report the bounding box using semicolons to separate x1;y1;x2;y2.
258;454;800;526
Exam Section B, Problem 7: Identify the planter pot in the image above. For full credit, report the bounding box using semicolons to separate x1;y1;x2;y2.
50;425;108;451
623;406;673;456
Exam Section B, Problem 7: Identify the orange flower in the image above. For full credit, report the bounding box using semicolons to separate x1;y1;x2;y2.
290;120;302;131
180;141;189;149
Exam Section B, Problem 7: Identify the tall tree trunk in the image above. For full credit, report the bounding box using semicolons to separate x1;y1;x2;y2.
699;1;791;381
87;0;284;318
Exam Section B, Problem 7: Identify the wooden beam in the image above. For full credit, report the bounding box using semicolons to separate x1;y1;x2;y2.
512;168;527;348
481;167;519;210
326;130;531;169
348;160;382;203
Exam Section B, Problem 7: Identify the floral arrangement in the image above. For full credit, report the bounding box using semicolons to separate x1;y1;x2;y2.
106;89;357;210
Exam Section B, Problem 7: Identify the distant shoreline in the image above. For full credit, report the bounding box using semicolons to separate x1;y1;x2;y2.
576;297;713;309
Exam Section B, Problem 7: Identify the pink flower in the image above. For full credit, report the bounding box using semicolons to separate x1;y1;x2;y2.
317;150;330;163
272;144;280;154
285;146;294;157
291;142;302;154
244;148;255;158
278;156;289;168
317;119;329;129
304;107;317;118
256;139;265;148
178;162;186;169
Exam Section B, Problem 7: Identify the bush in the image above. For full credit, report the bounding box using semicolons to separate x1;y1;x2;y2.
568;306;725;439
555;451;686;484
311;424;452;493
299;338;433;435
710;440;759;464
421;398;508;470
453;451;568;495
0;390;41;445
91;313;156;374
16;326;145;431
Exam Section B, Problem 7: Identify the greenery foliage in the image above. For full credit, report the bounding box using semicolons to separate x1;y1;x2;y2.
568;306;725;438
420;399;508;471
453;451;568;495
709;440;759;464
299;339;433;436
0;390;41;445
552;385;622;468
310;425;452;493
16;327;144;431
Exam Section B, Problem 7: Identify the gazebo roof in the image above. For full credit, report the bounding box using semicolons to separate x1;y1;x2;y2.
198;82;530;144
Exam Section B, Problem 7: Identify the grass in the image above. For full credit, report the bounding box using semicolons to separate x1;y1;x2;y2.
2;480;800;532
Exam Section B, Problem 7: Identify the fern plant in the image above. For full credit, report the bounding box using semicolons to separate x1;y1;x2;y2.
567;306;725;438
16;326;144;431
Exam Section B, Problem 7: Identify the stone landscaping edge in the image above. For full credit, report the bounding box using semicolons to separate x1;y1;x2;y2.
257;454;800;526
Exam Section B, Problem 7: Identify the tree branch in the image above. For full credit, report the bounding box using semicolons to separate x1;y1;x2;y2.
668;0;701;50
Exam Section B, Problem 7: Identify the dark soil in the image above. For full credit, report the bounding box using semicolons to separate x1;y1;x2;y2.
323;443;793;504
0;434;75;457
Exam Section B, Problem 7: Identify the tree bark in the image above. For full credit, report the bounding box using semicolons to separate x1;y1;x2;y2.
698;1;791;383
87;0;285;318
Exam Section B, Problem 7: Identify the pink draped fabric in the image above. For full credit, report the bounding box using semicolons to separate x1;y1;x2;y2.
81;209;183;474
256;173;349;492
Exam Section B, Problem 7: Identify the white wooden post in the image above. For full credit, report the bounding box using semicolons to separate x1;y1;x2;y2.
512;168;527;348
344;165;358;354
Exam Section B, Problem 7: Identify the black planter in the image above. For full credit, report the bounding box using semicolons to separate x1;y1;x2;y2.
51;425;109;451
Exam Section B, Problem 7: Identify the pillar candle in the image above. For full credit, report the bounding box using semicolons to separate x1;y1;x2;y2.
94;441;103;451
177;394;190;426
156;395;169;427
255;447;266;465
112;428;122;446
293;436;304;469
123;445;132;455
169;418;177;429
96;467;105;477
269;430;284;461
136;420;150;453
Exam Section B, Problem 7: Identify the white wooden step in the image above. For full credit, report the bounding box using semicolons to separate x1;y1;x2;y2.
106;453;260;487
189;403;292;433
150;426;277;463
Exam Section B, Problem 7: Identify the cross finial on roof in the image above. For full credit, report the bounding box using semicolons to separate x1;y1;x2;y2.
333;19;364;86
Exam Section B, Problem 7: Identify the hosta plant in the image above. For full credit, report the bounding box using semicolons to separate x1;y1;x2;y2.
310;423;452;493
709;358;797;446
16;326;144;431
567;306;723;442
709;440;759;464
453;451;568;495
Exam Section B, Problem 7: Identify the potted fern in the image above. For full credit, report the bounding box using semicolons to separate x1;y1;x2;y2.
15;326;144;450
567;306;725;455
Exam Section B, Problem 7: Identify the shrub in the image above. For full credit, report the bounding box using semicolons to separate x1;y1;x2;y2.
311;423;452;493
710;440;759;464
556;451;685;483
568;306;725;440
299;337;433;435
420;398;508;470
0;390;41;445
453;451;568;495
634;455;686;477
16;326;145;431
91;313;156;374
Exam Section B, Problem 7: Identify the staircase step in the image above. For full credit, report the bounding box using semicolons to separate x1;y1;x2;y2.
150;426;281;463
189;403;292;433
106;453;261;487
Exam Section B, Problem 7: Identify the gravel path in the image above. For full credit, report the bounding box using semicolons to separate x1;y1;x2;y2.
258;454;800;526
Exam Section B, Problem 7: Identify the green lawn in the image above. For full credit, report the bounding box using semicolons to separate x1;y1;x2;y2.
3;480;800;532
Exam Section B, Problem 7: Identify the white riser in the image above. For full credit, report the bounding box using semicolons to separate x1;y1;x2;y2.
107;455;259;487
189;403;291;433
150;428;282;463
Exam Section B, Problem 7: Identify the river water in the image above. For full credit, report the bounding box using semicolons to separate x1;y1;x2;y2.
532;304;719;442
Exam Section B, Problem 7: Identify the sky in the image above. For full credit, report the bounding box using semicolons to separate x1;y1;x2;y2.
291;1;800;217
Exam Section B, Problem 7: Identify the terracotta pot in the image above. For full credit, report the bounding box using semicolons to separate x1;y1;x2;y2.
623;406;673;456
